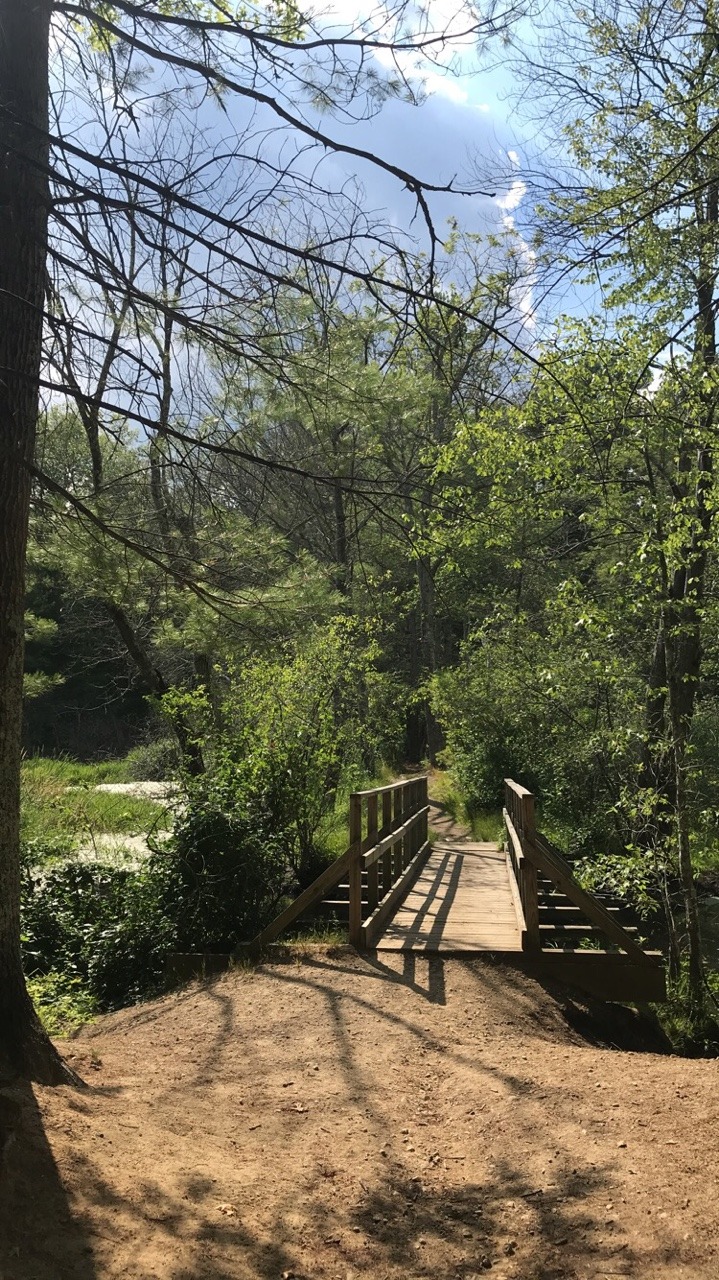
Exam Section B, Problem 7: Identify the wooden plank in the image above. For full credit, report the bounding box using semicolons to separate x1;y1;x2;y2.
524;953;666;1002
362;840;432;948
504;778;534;799
377;843;523;954
530;833;651;964
251;840;359;947
539;923;640;936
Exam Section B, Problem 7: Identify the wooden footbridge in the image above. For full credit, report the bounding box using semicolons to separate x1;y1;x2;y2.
253;777;666;1002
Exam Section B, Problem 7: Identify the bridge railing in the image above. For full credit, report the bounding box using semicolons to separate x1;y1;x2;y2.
503;778;656;966
503;779;541;952
349;776;430;948
251;775;430;950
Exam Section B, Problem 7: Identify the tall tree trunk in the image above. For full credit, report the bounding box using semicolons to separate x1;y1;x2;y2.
332;477;349;595
664;614;705;1014
0;0;75;1082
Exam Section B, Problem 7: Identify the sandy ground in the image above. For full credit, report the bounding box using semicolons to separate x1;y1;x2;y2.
0;950;717;1280
92;783;178;801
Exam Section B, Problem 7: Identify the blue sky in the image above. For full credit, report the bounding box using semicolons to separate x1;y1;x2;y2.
311;5;530;240
50;2;543;349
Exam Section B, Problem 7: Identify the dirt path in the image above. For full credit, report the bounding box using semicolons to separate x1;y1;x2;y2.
1;951;716;1280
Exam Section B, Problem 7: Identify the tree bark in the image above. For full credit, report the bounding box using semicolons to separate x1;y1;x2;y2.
0;0;77;1082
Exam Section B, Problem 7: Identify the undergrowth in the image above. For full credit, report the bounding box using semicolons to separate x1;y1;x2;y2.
655;968;719;1057
22;756;131;787
26;971;98;1037
429;768;503;842
21;758;170;854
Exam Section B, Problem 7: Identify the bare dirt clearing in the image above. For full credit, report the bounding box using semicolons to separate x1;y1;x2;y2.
1;951;717;1280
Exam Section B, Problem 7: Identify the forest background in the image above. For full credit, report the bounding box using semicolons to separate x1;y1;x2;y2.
4;0;719;1077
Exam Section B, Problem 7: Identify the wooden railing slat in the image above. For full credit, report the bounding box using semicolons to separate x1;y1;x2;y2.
381;790;393;899
250;775;429;951
366;794;379;914
363;806;430;867
503;779;652;966
362;840;432;948
351;778;419;797
392;786;403;882
504;809;540;952
348;793;363;947
250;839;359;948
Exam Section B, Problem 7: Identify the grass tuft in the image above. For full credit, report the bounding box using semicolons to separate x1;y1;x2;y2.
21;755;170;857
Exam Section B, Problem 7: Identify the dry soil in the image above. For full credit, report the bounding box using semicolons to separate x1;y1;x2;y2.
0;949;717;1280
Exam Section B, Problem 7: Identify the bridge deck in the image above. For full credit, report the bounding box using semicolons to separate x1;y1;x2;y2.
376;839;522;953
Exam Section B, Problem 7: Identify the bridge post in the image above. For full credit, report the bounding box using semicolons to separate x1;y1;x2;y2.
519;790;541;953
392;785;403;879
420;776;429;848
348;793;363;948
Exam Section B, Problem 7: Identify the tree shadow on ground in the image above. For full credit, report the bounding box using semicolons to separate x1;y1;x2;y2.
363;950;447;1003
344;1158;628;1279
323;950;670;1055
0;1078;97;1280
1;951;689;1279
461;956;672;1054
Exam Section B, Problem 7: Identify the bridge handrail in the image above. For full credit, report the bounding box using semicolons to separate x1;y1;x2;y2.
504;808;538;949
503;778;654;966
349;777;429;946
363;806;431;868
249;776;430;950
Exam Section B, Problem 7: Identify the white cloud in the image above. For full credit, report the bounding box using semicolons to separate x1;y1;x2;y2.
507;148;521;167
640;364;665;399
421;71;470;104
496;179;527;211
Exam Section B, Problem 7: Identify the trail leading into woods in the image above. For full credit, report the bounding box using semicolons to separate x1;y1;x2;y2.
0;950;716;1280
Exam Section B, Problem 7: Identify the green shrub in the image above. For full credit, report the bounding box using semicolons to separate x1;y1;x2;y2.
26;971;97;1037
22;860;174;1009
658;968;719;1057
431;607;639;853
19;623;404;1015
21;833;77;867
162;619;403;885
155;771;294;950
124;738;180;782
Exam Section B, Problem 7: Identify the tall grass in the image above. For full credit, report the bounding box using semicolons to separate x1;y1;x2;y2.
21;756;131;786
428;768;503;842
21;756;169;853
